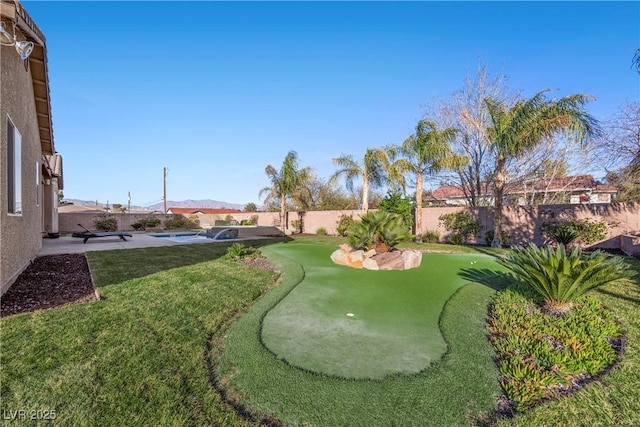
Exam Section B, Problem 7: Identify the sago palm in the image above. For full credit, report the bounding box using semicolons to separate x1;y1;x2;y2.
347;211;411;253
393;119;466;242
259;151;311;233
498;244;634;314
484;91;601;247
330;148;389;213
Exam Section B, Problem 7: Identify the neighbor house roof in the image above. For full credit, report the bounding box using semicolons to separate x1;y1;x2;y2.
166;207;242;215
431;175;617;202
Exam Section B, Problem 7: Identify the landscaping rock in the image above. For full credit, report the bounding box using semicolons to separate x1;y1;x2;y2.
401;250;422;270
330;248;351;266
364;249;377;258
362;257;379;270
330;245;422;271
372;252;405;270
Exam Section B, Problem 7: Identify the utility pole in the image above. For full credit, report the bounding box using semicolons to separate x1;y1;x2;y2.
163;167;167;213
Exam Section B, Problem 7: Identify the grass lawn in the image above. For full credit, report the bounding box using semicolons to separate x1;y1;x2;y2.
1;235;638;426
216;242;506;425
261;244;502;379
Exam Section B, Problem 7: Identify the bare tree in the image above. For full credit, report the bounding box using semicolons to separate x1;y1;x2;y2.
595;101;640;201
427;63;517;206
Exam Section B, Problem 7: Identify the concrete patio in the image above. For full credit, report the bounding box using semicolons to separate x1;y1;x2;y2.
38;233;266;256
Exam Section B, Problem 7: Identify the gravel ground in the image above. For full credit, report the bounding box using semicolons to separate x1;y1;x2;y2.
1;254;96;318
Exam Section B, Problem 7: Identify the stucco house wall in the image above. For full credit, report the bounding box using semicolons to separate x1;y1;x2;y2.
1;0;61;295
1;40;42;293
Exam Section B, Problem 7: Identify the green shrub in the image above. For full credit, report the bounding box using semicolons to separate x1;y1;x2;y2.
448;234;463;246
545;225;581;247
240;215;258;226
94;215;118;232
542;219;608;246
165;215;200;230
132;217;161;231
223;243;258;260
348;211;412;253
316;227;327;236
422;229;440;243
145;217;161;228
498;244;635;314
439;211;481;244
215;220;231;226
485;230;510;247
378;192;414;229
290;219;303;234
488;287;621;411
336;214;356;237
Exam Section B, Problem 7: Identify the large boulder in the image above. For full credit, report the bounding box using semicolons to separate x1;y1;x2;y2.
371;251;405;271
347;250;366;269
330;248;351;266
362;257;379;270
401;250;422;270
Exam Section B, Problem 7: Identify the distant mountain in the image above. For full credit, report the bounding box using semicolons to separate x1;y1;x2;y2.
148;199;246;212
64;198;247;212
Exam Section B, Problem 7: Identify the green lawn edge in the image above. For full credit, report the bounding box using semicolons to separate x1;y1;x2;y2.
214;244;503;426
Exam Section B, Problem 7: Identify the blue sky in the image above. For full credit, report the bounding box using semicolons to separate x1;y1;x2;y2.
24;1;639;207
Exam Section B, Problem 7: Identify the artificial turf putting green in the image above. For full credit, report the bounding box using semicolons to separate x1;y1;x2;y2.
261;243;498;379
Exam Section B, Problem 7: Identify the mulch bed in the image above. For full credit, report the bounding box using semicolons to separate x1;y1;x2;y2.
1;254;97;318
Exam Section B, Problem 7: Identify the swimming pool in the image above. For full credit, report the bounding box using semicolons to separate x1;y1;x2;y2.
151;231;241;243
151;233;210;243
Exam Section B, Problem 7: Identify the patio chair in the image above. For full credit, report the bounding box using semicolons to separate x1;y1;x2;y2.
72;224;133;244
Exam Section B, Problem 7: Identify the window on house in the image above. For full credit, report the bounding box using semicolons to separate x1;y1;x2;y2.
7;117;22;215
36;161;40;207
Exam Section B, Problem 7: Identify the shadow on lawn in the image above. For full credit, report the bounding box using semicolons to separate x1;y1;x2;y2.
458;268;512;292
90;237;291;288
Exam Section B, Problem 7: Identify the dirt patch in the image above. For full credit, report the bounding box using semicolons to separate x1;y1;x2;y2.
1;254;97;318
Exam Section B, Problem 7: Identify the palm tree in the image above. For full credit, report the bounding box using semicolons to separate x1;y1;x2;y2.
259;151;311;233
484;90;601;247
329;148;389;213
394;119;466;242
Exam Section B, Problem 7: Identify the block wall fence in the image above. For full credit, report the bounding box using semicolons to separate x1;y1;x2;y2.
59;202;639;249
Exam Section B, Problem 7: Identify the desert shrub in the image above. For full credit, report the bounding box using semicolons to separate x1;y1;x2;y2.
336;214;356;237
347;211;412;253
316;227;327;236
165;215;199;230
439;211;481;244
485;230;510;247
498;244;635;314
422;229;440;243
378;192;414;230
94;215;118;232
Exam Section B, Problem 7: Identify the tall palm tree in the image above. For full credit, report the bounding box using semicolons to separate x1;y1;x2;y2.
394;119;465;242
259;151;311;233
484;90;601;247
329;148;389;213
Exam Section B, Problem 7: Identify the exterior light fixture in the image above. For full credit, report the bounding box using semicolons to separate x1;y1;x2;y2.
0;21;35;59
15;40;33;59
